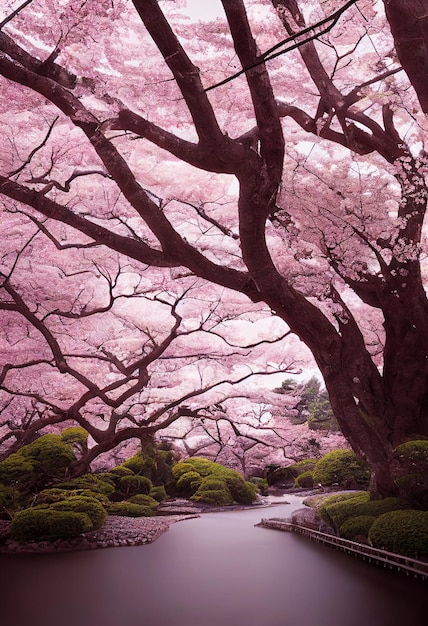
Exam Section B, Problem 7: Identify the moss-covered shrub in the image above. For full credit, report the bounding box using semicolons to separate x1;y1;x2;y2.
0;483;23;519
391;440;428;507
175;471;202;497
172;457;257;505
35;488;79;505
0;454;35;488
109;466;134;478
249;477;269;495
290;459;317;476
267;459;317;486
369;510;428;557
20;434;76;477
107;502;154;517
394;439;428;464
60;427;89;448
316;492;369;527
219;471;258;505
172;458;214;479
339;515;376;541
56;473;116;497
121;454;146;474
117;474;152;498
10;507;92;543
190;476;233;506
320;494;409;531
150;485;167;502
295;471;314;489
34;487;110;508
119;443;176;488
127;494;159;508
266;466;293;486
313;450;370;488
48;496;107;529
0;435;76;496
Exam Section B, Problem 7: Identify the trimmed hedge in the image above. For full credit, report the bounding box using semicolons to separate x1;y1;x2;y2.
48;496;107;529
60;427;88;447
127;494;159;508
391;440;428;507
339;515;376;541
172;458;214;479
35;487;110;507
319;494;409;531
294;471;314;488
117;474;153;497
107;502;154;517
191;476;233;506
176;471;203;496
56;474;116;497
369;510;428;557
172;457;257;505
10;508;92;543
150;485;167;502
313;450;370;488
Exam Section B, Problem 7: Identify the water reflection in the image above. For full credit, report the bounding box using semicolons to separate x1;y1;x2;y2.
1;499;426;626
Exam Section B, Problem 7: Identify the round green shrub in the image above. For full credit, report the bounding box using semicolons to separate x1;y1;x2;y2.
150;485;167;502
0;453;36;487
56;474;116;497
121;454;146;474
109;466;134;478
191;489;234;506
118;474;152;497
313;450;370;488
391;440;428;507
289;459;317;477
191;476;234;506
266;466;293;486
0;483;23;518
20;434;76;477
320;494;409;531
339;515;376;541
10;507;92;543
35;488;79;505
176;471;203;496
317;492;370;525
35;487;110;507
220;472;257;504
369;510;428;557
127;494;159;508
295;471;314;488
173;458;215;478
249;477;269;494
60;427;89;447
394;440;428;464
172;458;257;505
107;502;154;517
49;496;107;529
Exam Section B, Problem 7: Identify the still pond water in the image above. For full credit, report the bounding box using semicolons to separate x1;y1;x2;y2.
0;496;426;626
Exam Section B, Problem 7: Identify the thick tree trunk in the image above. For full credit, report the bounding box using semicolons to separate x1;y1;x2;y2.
384;0;428;114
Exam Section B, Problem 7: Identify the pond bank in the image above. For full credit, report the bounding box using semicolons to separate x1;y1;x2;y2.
0;514;198;554
0;495;294;554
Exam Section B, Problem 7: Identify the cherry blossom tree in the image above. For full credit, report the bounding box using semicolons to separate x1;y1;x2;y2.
163;393;346;477
1;0;428;495
0;229;300;472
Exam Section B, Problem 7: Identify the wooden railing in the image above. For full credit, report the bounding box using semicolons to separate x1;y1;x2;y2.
256;518;428;581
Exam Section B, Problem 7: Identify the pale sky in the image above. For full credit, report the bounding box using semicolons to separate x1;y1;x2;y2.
185;0;223;21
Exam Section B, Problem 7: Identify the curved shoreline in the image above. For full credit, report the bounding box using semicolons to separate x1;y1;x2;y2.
0;514;199;554
0;494;301;555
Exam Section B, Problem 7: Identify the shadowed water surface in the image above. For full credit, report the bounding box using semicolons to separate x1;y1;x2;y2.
0;497;426;626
